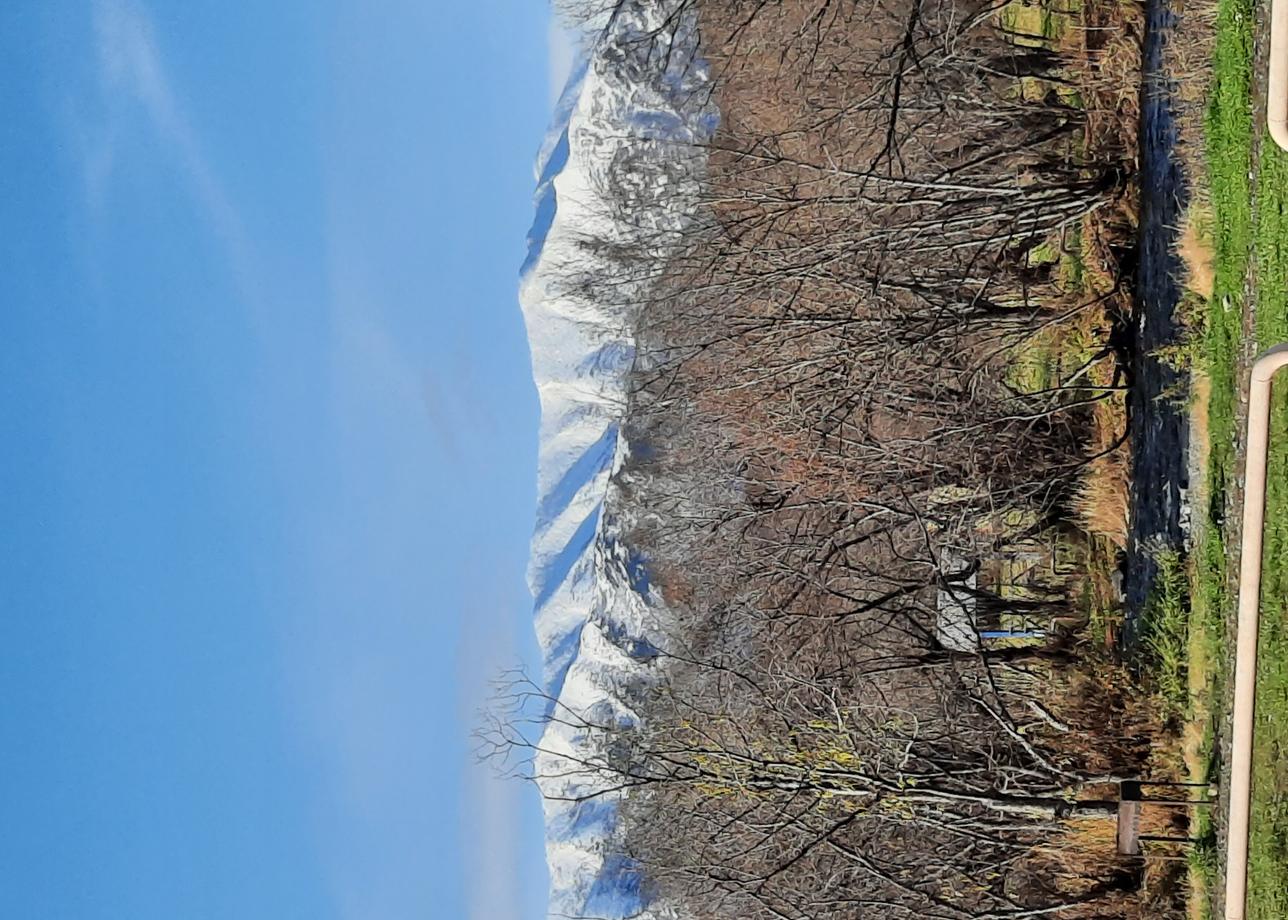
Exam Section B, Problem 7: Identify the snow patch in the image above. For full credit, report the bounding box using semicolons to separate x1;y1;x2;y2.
518;1;715;916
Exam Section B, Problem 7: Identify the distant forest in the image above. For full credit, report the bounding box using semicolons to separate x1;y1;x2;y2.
501;0;1199;916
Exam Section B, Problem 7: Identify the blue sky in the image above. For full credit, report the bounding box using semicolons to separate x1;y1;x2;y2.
1;2;558;917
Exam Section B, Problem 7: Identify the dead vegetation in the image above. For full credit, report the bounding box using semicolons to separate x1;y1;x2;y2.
498;0;1201;915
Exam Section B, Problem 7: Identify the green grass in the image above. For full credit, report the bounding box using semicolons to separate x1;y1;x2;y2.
1205;0;1253;499
1141;550;1192;718
1248;139;1288;917
1197;0;1288;912
1179;539;1222;916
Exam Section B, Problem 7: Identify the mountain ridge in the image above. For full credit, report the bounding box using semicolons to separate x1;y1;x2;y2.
517;2;713;916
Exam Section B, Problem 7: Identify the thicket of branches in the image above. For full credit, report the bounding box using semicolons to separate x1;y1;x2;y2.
495;0;1173;917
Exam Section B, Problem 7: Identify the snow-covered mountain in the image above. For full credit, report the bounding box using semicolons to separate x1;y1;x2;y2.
518;2;715;916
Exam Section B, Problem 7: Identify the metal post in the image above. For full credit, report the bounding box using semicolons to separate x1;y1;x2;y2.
1224;344;1288;920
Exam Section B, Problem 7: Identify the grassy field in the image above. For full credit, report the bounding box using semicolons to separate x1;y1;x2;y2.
1191;0;1288;912
999;0;1288;910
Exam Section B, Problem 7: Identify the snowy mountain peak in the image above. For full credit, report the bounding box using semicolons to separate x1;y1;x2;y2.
518;2;714;917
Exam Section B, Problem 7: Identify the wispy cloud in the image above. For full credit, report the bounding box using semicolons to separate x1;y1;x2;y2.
87;0;251;285
457;573;539;920
547;19;578;105
464;756;526;920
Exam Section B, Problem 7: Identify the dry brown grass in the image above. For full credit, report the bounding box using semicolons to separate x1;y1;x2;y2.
1014;807;1188;918
1074;448;1132;547
1074;0;1143;168
1178;204;1216;300
1066;292;1132;548
1016;816;1133;910
1169;0;1219;191
1047;0;1139;555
